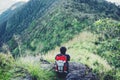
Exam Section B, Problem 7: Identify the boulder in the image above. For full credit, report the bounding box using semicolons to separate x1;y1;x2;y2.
66;62;98;80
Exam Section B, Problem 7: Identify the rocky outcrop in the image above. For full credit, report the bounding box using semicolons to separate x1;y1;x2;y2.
66;62;98;80
17;57;98;80
40;60;98;80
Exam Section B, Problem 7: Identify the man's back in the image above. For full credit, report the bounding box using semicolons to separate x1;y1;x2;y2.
56;54;70;62
55;47;70;74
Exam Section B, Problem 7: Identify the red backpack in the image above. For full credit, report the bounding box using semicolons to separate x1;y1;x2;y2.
55;54;68;73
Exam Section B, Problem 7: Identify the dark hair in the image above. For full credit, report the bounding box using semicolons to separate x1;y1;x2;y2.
60;47;67;54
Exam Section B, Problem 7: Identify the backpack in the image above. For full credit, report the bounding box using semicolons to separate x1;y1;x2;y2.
55;54;68;73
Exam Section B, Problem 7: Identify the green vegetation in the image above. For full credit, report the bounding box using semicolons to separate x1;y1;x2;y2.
23;0;120;54
16;56;55;80
44;18;120;80
44;31;112;80
0;53;14;80
0;0;120;80
0;0;120;56
91;19;120;80
0;53;56;80
92;19;120;68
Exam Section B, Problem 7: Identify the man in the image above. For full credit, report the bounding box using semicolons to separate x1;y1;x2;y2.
55;47;70;74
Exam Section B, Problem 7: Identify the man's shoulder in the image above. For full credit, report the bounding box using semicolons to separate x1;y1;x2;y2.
65;54;70;56
56;53;70;57
56;53;62;56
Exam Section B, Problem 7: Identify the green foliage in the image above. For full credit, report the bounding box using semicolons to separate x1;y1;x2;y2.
0;53;55;80
116;69;120;80
0;0;120;57
0;53;15;80
93;18;120;39
27;64;54;80
20;0;94;54
103;70;116;80
101;69;120;80
92;19;120;68
16;56;55;80
90;18;120;79
12;48;19;57
0;0;56;54
0;0;120;79
0;53;14;69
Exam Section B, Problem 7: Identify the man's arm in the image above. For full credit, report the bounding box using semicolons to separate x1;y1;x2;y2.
66;54;70;61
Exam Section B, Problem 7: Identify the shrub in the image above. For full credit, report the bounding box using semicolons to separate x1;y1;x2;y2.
16;56;55;80
0;53;15;80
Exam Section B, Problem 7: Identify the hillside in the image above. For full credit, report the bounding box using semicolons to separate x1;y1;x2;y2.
0;2;25;24
1;0;120;56
0;0;120;80
0;2;25;39
44;18;120;80
44;31;112;79
0;0;56;48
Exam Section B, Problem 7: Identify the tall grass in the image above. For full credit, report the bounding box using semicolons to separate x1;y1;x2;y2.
16;56;55;80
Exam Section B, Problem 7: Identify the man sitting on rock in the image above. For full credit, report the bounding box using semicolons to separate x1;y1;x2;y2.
55;46;70;77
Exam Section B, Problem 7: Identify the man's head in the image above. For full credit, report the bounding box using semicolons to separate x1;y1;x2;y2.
60;47;67;54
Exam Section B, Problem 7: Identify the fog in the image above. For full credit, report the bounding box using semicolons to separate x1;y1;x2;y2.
0;0;29;15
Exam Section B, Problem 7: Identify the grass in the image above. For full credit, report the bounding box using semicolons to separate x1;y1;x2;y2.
0;53;56;80
16;56;55;80
43;31;112;79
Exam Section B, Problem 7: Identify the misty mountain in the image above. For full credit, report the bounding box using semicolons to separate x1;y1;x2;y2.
0;2;26;39
0;0;56;46
0;2;25;24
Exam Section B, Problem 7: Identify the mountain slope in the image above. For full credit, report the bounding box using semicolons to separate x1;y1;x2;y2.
0;0;120;56
0;2;25;24
0;2;25;40
0;0;56;46
19;0;120;55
